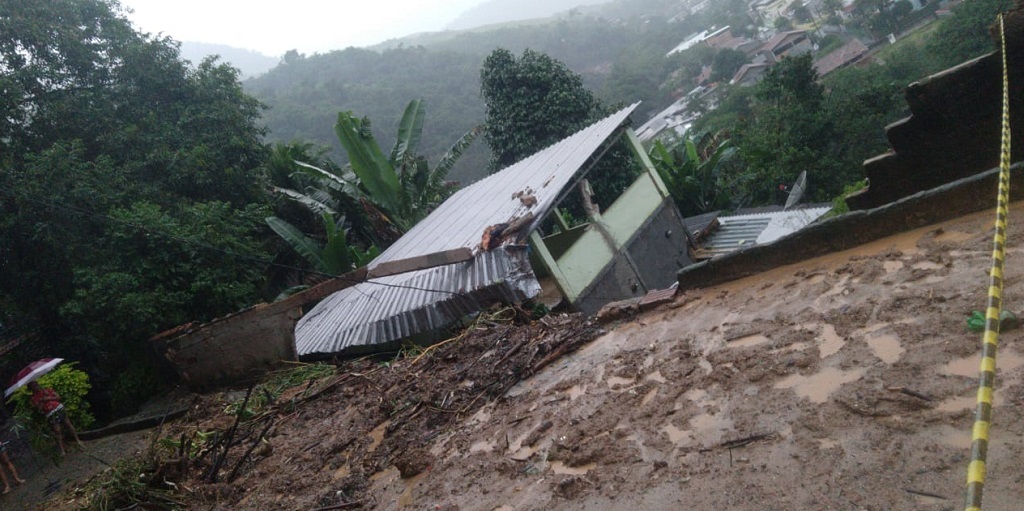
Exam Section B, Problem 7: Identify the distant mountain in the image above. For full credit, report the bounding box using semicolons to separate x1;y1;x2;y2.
447;0;613;30
179;42;278;79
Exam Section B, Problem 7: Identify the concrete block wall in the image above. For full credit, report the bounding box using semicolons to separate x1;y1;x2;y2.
848;4;1024;210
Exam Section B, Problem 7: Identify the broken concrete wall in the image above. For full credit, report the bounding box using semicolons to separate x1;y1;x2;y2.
849;5;1024;209
575;253;645;316
625;201;693;288
152;267;373;390
575;201;693;315
158;304;301;391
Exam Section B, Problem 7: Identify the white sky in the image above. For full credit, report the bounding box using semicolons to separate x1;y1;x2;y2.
118;0;484;56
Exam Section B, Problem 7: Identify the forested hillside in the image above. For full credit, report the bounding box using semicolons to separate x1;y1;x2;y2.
447;0;611;30
246;47;489;183
245;0;748;183
180;41;278;78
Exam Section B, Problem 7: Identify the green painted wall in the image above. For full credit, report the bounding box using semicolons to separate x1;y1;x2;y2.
552;176;668;302
553;226;616;302
531;129;683;306
602;175;665;245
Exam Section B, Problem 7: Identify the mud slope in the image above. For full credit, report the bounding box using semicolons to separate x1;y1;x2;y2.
32;205;1024;511
374;206;1024;510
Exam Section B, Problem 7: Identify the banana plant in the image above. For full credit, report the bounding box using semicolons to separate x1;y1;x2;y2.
649;132;739;217
283;100;479;244
265;212;379;276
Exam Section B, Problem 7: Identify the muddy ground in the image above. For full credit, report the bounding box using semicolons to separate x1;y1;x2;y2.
20;205;1024;510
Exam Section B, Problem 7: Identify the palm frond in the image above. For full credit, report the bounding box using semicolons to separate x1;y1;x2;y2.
433;125;481;182
335;112;403;213
265;216;328;272
389;99;426;165
270;186;338;216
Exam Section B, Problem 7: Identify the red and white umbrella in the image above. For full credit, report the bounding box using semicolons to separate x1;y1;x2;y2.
5;358;64;398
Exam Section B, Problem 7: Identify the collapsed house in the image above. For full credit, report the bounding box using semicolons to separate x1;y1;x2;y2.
295;104;695;358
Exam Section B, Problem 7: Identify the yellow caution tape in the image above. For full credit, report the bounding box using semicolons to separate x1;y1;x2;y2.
964;13;1012;511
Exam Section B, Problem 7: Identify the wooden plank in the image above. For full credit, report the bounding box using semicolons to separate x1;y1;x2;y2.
529;231;577;302
367;247;474;278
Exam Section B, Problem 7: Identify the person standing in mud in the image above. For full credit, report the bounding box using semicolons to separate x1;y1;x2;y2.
0;404;25;495
27;381;82;455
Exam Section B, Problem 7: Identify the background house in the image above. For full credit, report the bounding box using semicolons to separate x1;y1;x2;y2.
761;29;814;60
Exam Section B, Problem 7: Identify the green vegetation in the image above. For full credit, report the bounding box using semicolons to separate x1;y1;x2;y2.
265;213;379;276
480;49;603;170
480;48;641;211
829;179;870;215
0;0;273;420
248;47;488;184
8;364;95;443
223;363;336;418
269;99;479;259
649;133;742;216
82;457;183;510
0;0;1012;424
693;0;1007;207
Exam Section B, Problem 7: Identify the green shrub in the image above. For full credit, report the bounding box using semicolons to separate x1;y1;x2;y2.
8;362;95;431
110;362;160;417
829;179;869;216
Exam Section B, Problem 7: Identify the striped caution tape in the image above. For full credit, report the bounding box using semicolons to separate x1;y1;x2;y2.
964;13;1013;511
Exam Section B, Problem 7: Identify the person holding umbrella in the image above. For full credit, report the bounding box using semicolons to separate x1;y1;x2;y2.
26;381;81;456
0;404;25;494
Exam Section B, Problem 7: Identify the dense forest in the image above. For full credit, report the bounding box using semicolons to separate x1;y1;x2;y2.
246;0;755;183
0;0;1010;424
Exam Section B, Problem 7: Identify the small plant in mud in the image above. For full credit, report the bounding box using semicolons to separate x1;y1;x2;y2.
397;340;426;359
828;179;868;216
78;457;182;510
222;362;336;417
157;430;216;460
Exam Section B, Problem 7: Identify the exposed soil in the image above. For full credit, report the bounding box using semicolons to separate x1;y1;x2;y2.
16;205;1024;510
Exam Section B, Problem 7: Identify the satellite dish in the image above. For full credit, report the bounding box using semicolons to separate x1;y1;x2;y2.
785;170;807;210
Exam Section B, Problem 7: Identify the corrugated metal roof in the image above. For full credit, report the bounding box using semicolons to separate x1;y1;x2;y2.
295;105;639;357
369;103;639;269
697;206;830;259
756;206;831;244
296;246;540;357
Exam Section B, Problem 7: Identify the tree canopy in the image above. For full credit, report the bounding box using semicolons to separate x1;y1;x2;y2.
480;48;603;171
0;0;274;417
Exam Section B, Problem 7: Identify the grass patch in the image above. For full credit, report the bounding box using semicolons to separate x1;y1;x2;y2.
223;362;337;419
873;19;942;61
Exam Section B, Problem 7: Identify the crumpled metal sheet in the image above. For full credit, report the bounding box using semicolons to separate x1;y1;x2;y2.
295;246;540;358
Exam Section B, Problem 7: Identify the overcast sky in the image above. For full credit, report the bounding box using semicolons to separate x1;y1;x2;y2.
119;0;484;56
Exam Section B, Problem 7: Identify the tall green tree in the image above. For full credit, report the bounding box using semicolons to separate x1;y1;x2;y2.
733;54;849;203
480;48;603;171
0;0;273;417
479;48;640;212
927;0;1007;67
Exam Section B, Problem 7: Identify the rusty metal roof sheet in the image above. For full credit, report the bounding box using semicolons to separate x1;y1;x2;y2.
295;105;639;357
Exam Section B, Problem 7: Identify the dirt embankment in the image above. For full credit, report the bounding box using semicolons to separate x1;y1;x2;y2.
20;205;1024;511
